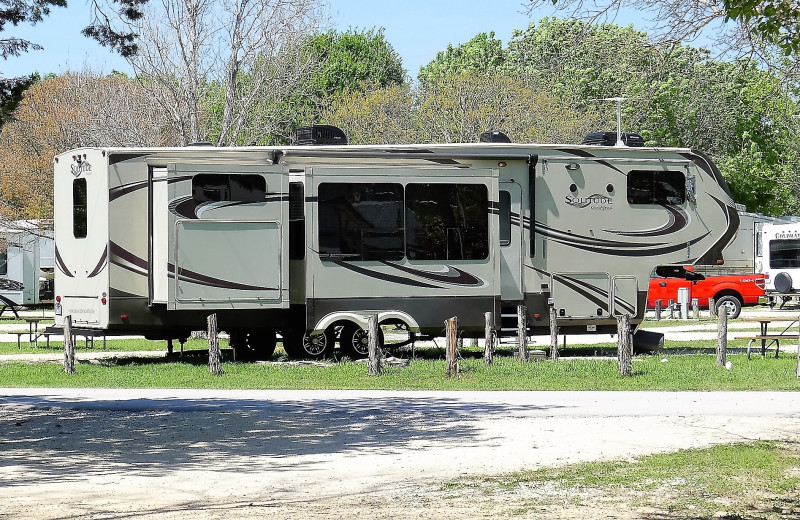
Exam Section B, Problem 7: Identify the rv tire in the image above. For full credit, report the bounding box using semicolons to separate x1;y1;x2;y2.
340;323;383;359
282;329;334;360
231;330;276;361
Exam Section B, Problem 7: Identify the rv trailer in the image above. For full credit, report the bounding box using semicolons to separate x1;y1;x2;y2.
756;220;800;297
0;220;54;307
53;135;739;358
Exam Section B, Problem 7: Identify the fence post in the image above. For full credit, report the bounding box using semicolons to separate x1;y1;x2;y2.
62;315;75;374
716;307;727;367
692;298;699;320
517;305;529;361
549;306;559;360
207;314;222;375
445;317;459;377
368;314;383;376
484;311;494;366
796;315;799;378
669;299;675;319
709;297;716;318
617;314;632;377
654;300;662;321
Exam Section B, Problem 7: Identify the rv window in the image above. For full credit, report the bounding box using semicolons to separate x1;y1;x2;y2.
192;174;266;203
627;170;685;205
499;191;511;246
0;250;7;275
769;239;800;269
73;178;88;239
289;182;305;260
406;184;489;261
318;183;404;261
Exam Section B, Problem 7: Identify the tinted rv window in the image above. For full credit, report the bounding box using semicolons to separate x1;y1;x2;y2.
289;182;305;260
318;183;404;261
627;170;686;205
499;191;511;246
769;239;800;269
406;184;489;260
192;174;266;203
0;249;7;275
73;178;88;239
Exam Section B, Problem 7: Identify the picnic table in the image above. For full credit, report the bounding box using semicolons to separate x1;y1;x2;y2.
737;316;798;359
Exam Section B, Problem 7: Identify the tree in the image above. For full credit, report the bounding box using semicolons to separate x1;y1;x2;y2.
0;71;176;221
525;0;800;56
320;82;415;144
126;0;325;146
418;32;506;83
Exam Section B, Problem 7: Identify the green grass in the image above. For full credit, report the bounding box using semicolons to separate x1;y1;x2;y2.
0;337;208;355
0;350;798;390
475;441;800;518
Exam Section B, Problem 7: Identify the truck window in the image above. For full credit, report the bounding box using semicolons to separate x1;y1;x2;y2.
769;239;800;269
627;170;685;205
318;183;404;261
73;178;88;239
499;191;511;246
192;174;266;203
406;183;489;261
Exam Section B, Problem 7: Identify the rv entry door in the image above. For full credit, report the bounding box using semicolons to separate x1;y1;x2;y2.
160;163;288;311
499;181;523;302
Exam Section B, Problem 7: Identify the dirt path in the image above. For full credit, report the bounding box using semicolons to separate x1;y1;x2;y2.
2;389;799;519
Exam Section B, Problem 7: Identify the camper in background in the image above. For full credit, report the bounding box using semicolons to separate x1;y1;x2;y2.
0;220;54;308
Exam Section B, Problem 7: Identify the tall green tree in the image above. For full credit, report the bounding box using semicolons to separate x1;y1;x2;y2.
417;32;506;83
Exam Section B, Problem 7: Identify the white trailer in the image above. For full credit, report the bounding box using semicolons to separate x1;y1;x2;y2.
52;131;740;358
757;220;800;296
0;220;54;307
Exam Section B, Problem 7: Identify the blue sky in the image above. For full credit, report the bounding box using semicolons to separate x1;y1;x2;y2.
0;0;569;79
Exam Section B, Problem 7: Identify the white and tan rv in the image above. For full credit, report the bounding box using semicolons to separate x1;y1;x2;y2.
53;129;740;358
0;220;54;308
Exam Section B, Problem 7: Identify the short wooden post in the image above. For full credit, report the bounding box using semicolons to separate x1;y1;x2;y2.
207;314;223;375
654;300;662;321
445;317;459;377
62;315;75;374
367;314;383;376
668;299;675;319
692;298;699;320
517;305;529;361
549;306;559;360
716;306;727;367
795;315;799;378
484;311;494;366
617;314;632;377
709;297;716;318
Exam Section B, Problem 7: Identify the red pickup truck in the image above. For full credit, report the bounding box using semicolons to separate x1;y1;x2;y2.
647;270;766;318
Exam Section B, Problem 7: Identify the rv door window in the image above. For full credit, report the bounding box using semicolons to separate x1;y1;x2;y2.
289;182;305;260
318;183;404;261
627;170;686;205
769;239;800;269
0;249;7;275
192;173;266;203
406;184;489;261
73;178;88;239
499;190;511;246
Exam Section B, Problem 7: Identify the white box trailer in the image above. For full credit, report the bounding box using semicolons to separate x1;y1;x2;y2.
0;220;53;307
53;136;740;358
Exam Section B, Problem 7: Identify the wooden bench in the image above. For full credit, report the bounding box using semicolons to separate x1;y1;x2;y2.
734;335;789;359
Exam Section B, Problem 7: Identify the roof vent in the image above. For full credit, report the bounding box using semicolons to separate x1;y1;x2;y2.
296;125;348;146
188;142;213;146
582;131;645;147
480;130;511;143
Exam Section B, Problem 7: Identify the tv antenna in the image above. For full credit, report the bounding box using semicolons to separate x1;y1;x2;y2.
601;97;626;147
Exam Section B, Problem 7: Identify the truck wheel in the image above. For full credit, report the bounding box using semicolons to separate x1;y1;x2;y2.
340;323;383;359
715;296;742;319
282;329;334;360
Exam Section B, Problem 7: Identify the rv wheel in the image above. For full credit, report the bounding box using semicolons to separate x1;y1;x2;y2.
231;330;276;361
714;296;742;319
340;324;384;359
282;329;334;359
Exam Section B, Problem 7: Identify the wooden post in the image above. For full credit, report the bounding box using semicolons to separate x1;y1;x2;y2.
484;311;494;366
62;315;75;374
668;299;675;319
517;305;529;362
692;298;699;320
367;314;383;376
617;314;632;377
445;317;459;377
549;306;559;360
654;300;662;321
716;306;727;367
709;297;716;318
796;315;800;378
207;314;223;375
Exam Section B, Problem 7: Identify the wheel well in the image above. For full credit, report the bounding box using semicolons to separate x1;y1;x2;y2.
714;290;742;303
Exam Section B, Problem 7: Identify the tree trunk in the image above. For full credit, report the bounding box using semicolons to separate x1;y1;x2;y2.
207;314;223;376
517;305;529;362
484;311;494;366
445;317;458;377
617;314;632;377
549;306;560;360
367;314;383;376
716;307;727;367
62;315;75;374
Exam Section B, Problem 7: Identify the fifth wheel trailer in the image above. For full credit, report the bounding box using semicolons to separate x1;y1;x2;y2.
53;136;739;359
0;220;54;307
